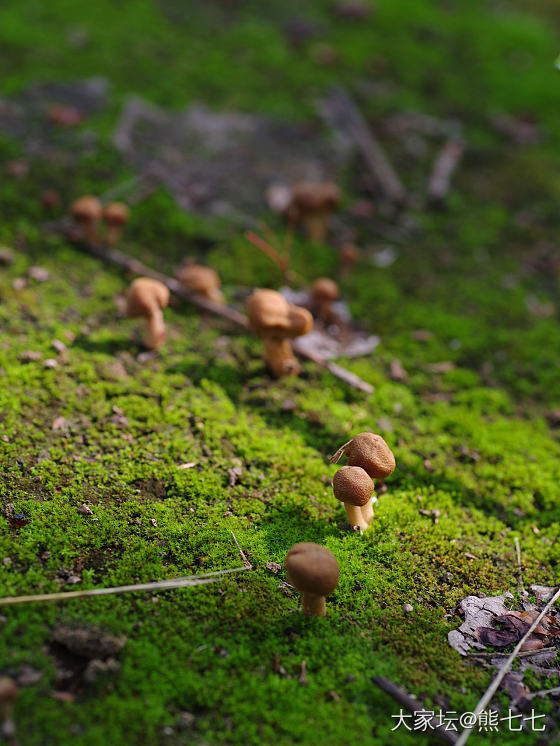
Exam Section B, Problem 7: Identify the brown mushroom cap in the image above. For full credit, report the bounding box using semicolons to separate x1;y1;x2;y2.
312;277;339;303
71;195;103;223
290;182;340;212
103;202;130;227
176;264;221;295
0;677;18;706
333;466;374;506
345;432;396;479
126;278;170;318
247;289;312;339
285;543;339;596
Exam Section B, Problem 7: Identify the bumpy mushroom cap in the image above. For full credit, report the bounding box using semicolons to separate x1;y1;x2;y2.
126;278;170;317
103;202;130;227
71;195;102;224
247;289;312;339
290;182;340;213
285;543;339;597
333;466;374;507
176;264;223;303
334;432;395;479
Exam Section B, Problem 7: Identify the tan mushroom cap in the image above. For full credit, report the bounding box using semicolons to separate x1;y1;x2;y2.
0;677;18;714
246;289;312;338
345;432;396;479
290;181;340;211
176;264;221;295
312;277;339;303
285;543;339;597
333;465;374;507
126;278;170;318
103;202;130;227
71;195;103;223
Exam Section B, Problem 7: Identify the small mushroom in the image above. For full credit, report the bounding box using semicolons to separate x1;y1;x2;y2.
175;264;224;304
288;181;340;241
126;278;170;350
41;189;61;210
332;466;374;532
103;202;130;245
285;542;339;616
339;243;360;277
71;195;102;243
0;678;17;737
331;432;395;527
310;278;339;323
246;289;312;377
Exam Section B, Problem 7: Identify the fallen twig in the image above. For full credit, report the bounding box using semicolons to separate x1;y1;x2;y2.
514;537;525;594
371;676;457;744
427;139;465;206
454;586;560;746
319;87;405;204
51;226;375;394
469;646;557;659
0;567;249;607
231;530;252;570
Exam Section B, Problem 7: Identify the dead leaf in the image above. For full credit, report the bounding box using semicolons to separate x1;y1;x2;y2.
476;626;519;647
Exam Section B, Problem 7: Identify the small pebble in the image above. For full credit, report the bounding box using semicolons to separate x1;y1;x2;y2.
403;603;414;613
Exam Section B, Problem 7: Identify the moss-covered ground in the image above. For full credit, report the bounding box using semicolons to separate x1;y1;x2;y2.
1;1;560;744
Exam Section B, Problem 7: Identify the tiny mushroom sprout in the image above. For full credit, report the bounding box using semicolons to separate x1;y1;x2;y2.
175;264;224;305
126;278;170;350
288;181;340;241
246;289;313;377
332;465;374;532
71;195;103;243
310;277;340;323
0;677;17;735
285;542;339;617
331;432;396;527
103;202;130;245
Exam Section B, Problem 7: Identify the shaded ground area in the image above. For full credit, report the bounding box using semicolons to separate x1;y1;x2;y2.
1;1;560;745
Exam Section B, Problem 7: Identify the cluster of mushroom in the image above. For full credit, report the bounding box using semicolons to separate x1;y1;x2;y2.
283;432;396;618
331;432;396;532
70;196;130;245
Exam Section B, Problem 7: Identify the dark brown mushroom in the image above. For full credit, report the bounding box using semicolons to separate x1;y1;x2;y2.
246;289;313;377
0;678;17;737
126;278;170;350
285;542;339;616
311;278;340;323
103;202;130;245
71;195;103;242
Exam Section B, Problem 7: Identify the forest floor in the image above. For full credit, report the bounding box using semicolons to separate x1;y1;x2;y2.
1;1;560;744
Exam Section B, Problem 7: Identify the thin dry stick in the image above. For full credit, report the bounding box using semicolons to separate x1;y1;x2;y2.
230;530;252;569
245;231;289;272
514;537;525;593
371;676;457;744
469;646;557;659
0;567;248;607
319;88;405;204
428;140;465;205
54;226;375;394
454;586;560;746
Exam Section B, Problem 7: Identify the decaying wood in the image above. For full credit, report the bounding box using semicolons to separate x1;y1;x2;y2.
428;139;465;205
55;225;375;394
0;567;249;606
371;676;458;744
319;87;405;204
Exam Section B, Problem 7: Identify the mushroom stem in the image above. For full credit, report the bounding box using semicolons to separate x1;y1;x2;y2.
302;211;329;242
145;308;166;350
361;498;374;526
83;219;99;243
263;337;300;377
344;503;369;532
106;224;122;246
301;592;326;617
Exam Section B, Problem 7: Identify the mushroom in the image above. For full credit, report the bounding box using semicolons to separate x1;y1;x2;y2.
126;278;170;350
0;678;17;737
288;181;340;241
331;432;396;526
285;543;339;616
175;264;224;305
103;202;130;245
310;278;339;323
246;289;312;377
332;465;374;532
41;189;61;210
339;243;360;277
71;195;103;242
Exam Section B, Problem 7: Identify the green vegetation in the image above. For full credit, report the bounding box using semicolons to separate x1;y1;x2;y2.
1;0;560;744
